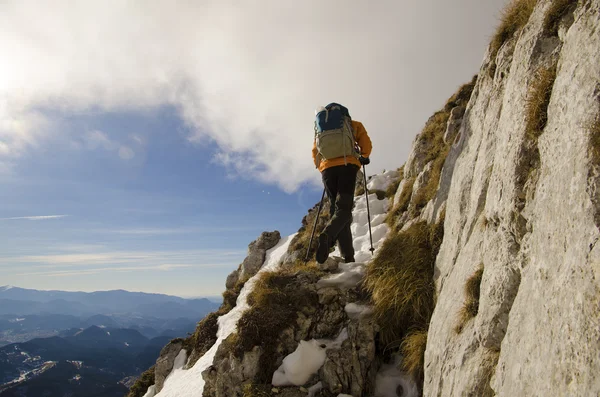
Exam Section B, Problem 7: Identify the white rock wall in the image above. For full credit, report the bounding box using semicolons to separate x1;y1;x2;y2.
425;0;600;395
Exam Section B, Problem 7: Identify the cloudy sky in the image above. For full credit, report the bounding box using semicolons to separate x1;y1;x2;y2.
0;0;507;297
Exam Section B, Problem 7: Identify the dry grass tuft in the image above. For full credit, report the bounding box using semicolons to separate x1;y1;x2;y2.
127;366;155;397
242;384;273;397
364;220;443;347
455;265;484;334
412;148;450;212
385;177;402;200
400;329;428;387
525;65;557;140
186;311;222;367
233;269;320;382
444;75;478;111
543;0;577;36
385;177;415;228
490;0;538;62
418;112;451;163
222;274;251;310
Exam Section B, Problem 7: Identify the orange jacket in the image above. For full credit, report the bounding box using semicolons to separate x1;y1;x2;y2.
312;120;373;172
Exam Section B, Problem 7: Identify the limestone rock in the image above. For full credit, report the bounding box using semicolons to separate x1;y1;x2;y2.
319;315;379;396
239;231;281;279
318;257;341;272
225;269;239;289
443;106;465;144
202;343;261;397
154;340;183;393
425;1;600;395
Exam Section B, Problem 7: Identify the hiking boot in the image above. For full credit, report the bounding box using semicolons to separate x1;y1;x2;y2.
316;233;330;264
344;256;355;263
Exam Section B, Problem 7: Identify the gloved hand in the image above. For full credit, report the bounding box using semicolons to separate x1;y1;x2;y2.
359;156;370;165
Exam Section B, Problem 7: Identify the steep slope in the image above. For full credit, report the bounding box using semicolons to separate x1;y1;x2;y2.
425;0;600;395
129;0;600;395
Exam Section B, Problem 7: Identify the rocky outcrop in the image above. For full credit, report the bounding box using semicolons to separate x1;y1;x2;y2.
202;257;380;397
226;231;281;287
154;340;184;393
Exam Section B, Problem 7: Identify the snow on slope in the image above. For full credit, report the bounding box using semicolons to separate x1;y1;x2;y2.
153;170;414;397
152;234;296;397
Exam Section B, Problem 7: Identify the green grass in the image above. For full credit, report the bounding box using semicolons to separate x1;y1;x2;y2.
455;265;484;334
364;220;444;347
400;329;428;388
525;65;557;140
490;0;538;63
543;0;577;36
232;269;320;383
127;367;155;397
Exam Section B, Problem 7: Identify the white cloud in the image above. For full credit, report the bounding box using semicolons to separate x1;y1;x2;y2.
0;248;245;268
118;146;135;160
85;130;115;151
109;226;258;235
83;130;136;160
14;264;199;277
0;0;505;192
0;215;68;221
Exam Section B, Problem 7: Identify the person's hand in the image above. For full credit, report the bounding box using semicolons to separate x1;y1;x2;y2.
359;156;370;165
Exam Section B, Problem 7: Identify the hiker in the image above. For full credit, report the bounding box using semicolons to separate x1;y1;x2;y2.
312;103;372;264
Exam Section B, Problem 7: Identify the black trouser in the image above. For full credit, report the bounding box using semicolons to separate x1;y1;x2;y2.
321;164;359;260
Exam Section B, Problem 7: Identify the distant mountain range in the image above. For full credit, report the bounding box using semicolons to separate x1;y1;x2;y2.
0;325;175;397
0;285;217;318
0;286;219;345
0;286;220;396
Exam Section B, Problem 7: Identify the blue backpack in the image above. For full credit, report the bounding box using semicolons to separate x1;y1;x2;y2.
314;103;357;167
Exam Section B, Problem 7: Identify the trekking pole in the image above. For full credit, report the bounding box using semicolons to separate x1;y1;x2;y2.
362;164;375;254
305;188;326;262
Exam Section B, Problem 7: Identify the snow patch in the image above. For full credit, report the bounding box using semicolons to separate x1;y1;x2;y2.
273;328;349;387
367;169;400;192
154;234;295;397
316;262;366;289
272;340;327;386
142;385;156;397
374;356;418;397
344;303;373;319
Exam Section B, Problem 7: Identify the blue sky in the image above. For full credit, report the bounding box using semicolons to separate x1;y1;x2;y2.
0;106;322;296
0;0;506;297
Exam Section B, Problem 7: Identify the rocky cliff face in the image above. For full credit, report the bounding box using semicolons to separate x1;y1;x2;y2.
129;0;599;396
425;0;600;395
